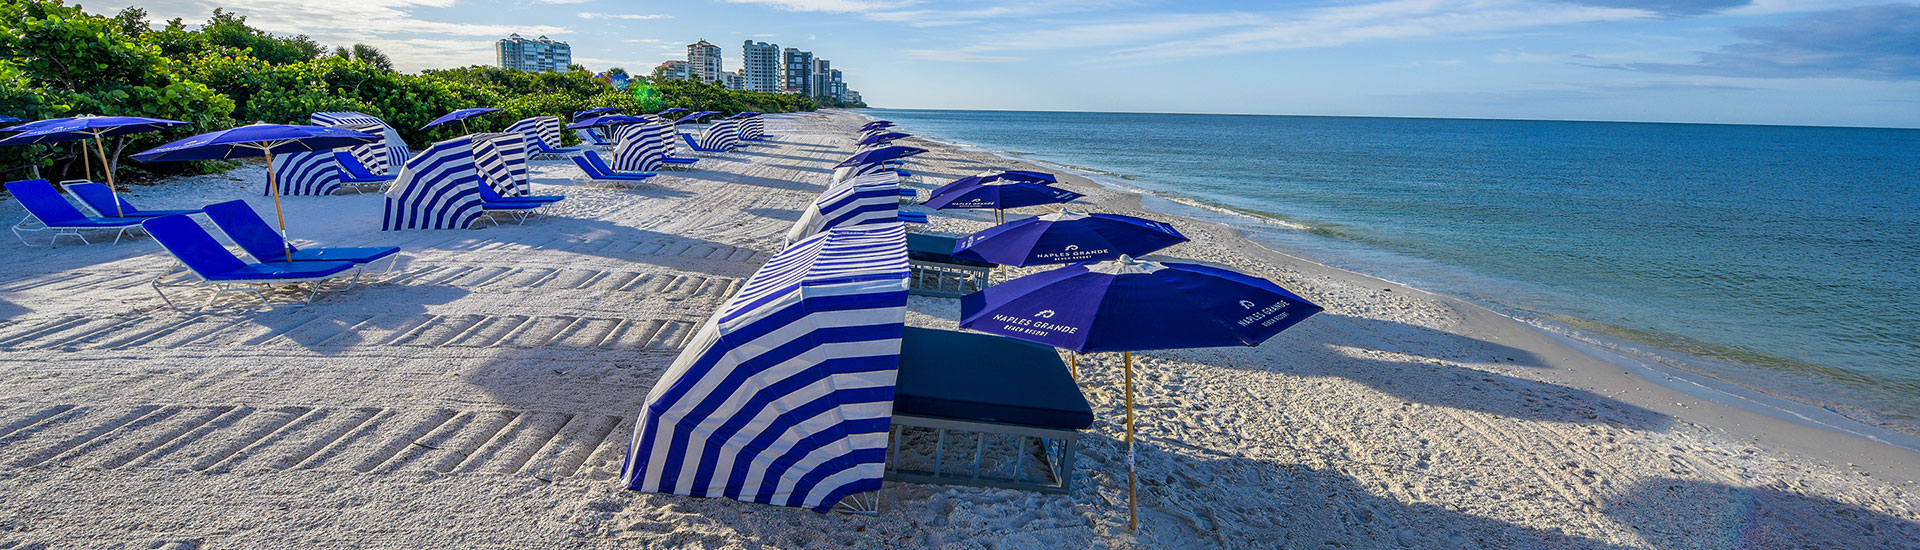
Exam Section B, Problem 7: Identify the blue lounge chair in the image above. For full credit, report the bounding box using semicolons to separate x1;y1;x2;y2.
528;136;578;159
575;128;614;147
679;133;729;154
476;182;563;225
6;179;146;246
201;200;400;286
570;151;655;189
333;152;397;193
898;210;928;224
141;214;357;309
60;181;201;219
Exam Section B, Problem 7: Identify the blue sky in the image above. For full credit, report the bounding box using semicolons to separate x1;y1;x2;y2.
108;0;1920;127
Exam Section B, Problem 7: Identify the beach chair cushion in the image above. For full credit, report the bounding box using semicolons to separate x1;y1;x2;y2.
894;327;1094;430
906;233;995;268
64;182;199;218
202;200;400;264
142;214;355;281
578;151;655;180
898;211;929;224
333;153;396;182
5;179;144;227
476;182;564;204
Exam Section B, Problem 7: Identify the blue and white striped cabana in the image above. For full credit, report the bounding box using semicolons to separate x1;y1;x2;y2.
382;136;484;230
311;112;409;175
471;132;531;197
613;122;674;173
504;116;564;153
621;223;911;512
741;113;765;141
698;119;742;152
832;162;901;185
785;173;903;247
265;150;344;196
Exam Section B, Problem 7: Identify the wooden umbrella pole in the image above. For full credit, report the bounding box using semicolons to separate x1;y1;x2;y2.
1124;350;1138;531
79;141;92;183
1069;353;1078;381
92;137;123;216
264;150;292;261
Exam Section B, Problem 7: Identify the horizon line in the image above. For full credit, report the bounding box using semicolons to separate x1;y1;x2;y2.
855;107;1920;132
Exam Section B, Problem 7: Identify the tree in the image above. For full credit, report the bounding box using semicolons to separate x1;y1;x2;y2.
350;44;393;72
111;6;149;36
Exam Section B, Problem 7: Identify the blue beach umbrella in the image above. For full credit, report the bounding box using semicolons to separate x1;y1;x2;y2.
952;211;1189;267
567;114;650;129
133;124;377;260
671;111;722;125
861;120;893;131
421;107;501;132
655;107;689;116
837;145;928;168
0;115;20;123
575;107;623;118
958;255;1322;529
726;111;761;119
0;116;191;215
930;170;1059;199
856;132;910;147
923;181;1081;224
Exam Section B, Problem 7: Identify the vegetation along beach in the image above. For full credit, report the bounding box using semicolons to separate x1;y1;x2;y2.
1;0;1916;548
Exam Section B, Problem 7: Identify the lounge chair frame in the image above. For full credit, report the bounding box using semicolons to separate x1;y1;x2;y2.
11;215;139;246
907;259;991;298
885;414;1079;494
148;263;346;310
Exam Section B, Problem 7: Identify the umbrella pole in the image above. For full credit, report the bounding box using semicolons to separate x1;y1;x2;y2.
79;141;92;183
92;137;123;217
265;150;292;262
1069;353;1078;380
1124;350;1138;531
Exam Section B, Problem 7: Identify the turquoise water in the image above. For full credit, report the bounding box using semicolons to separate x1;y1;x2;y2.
868;109;1920;429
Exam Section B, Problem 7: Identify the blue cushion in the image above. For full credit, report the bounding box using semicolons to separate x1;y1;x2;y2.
894;327;1093;430
905;233;994;268
288;246;399;263
898;211;929;224
481;201;546;211
207;260;356;281
662;157;698;164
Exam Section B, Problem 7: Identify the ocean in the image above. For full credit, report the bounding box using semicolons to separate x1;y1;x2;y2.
866;109;1920;433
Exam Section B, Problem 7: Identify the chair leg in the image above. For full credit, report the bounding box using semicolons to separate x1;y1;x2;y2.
151;278;182;310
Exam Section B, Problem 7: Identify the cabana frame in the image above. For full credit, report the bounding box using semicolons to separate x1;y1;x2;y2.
885;414;1079;494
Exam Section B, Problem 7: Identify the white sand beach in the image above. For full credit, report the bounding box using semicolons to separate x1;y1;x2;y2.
1;110;1916;549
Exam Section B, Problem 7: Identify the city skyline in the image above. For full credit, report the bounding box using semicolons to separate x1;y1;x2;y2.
104;0;1920;128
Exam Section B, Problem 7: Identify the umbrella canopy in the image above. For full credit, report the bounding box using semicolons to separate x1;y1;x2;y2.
837;145;927;168
861;120;893;131
959;256;1321;529
0;115;20;123
922;181;1080;211
567;114;651;129
575;107;624;118
656;107;690;116
132;124;378;261
671;111;722;125
929;170;1059;199
952;211;1189;267
855;132;910;146
421;107;501;130
726;111;762;119
0;116;188;146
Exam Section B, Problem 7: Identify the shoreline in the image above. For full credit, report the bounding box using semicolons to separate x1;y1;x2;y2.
851;109;1920;480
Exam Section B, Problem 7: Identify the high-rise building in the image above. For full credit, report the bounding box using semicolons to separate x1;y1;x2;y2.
810;58;832;97
828;69;846;101
847;90;863;105
655;60;691;81
720;70;745;91
687;40;723;83
781;48;813;94
496;34;572;73
741;41;781;93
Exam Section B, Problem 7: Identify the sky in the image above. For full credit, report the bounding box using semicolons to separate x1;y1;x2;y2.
102;0;1920;128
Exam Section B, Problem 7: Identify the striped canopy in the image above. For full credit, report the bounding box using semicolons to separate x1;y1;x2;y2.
266;151;344;196
470;132;530;197
503;116;564;152
621;223;911;512
698;119;742;152
382;135;485;230
311;112;409;175
741;114;766;141
613;122;676;173
785;172;902;248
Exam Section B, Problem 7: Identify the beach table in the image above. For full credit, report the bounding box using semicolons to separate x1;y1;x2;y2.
905;233;994;297
887;327;1092;493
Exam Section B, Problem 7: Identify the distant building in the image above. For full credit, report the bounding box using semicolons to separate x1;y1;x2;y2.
847;90;863;105
828;69;846;101
655;60;691;81
810;58;832;97
781;48;813;94
496;34;571;73
720;70;745;91
687;39;723;83
741;41;781;93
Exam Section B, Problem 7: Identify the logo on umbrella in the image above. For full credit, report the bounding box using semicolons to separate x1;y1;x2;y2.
1034;309;1056;318
1240;300;1257;309
1064;245;1079;251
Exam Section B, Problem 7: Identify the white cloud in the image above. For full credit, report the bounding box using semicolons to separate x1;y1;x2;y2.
717;0;913;13
125;0;571;71
577;12;673;20
535;0;593;4
1113;0;1649;60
